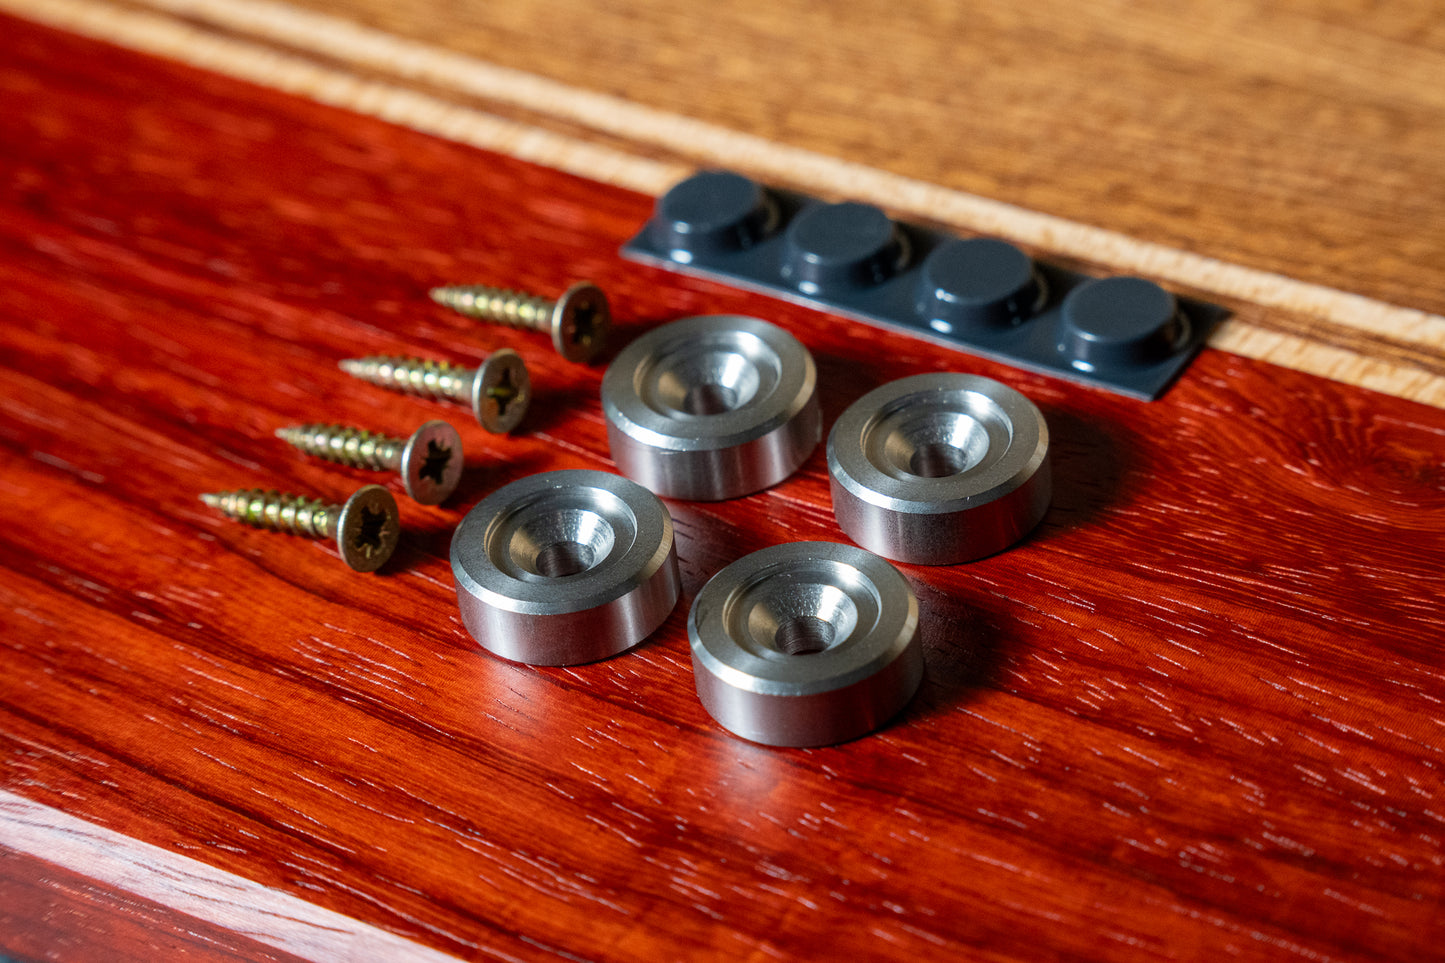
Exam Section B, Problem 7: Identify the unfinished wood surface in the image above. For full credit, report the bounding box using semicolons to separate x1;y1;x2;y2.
256;0;1445;316
9;0;1444;407
2;15;1444;963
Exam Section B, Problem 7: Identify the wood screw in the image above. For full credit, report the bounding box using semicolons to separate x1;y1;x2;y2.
275;421;464;505
199;485;400;572
430;281;610;364
338;351;530;434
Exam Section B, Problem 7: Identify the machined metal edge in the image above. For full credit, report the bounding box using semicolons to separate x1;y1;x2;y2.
601;315;821;500
687;541;923;747
451;469;681;665
827;373;1051;565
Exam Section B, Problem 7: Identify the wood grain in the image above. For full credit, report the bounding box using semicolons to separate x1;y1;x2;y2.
256;0;1445;318
0;797;452;962
0;845;313;963
2;16;1444;962
5;0;1443;407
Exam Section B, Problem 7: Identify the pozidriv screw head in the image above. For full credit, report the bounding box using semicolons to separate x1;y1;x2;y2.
397;420;465;504
333;486;402;572
199;484;401;572
275;421;464;505
550;282;611;364
338;352;531;434
471;349;531;434
429;280;611;364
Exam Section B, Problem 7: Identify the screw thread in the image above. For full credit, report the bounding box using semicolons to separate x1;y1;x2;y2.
200;489;338;539
276;424;404;472
339;356;473;403
431;285;553;333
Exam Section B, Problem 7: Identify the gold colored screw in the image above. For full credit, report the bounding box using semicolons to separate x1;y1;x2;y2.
430;281;610;364
199;485;400;573
338;350;530;434
276;421;464;506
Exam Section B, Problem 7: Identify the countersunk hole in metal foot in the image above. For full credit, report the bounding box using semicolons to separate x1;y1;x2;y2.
742;575;859;658
774;616;835;655
908;442;971;478
535;541;596;578
509;506;617;579
877;406;994;479
683;383;739;415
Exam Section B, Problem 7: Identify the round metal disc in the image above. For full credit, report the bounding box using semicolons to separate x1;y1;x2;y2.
601;315;821;500
688;541;923;747
451;469;681;665
827;373;1051;565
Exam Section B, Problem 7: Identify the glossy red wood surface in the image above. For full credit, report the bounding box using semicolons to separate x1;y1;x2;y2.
2;16;1443;962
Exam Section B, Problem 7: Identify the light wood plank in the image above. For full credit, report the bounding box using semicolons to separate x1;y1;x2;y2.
7;0;1442;405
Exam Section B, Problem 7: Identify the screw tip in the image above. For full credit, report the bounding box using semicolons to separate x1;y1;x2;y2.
199;492;224;509
430;286;474;314
338;358;363;375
